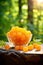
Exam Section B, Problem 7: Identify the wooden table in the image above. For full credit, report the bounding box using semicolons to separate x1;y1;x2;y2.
0;44;43;65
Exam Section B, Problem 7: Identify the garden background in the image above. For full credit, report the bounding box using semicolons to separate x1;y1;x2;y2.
0;0;43;43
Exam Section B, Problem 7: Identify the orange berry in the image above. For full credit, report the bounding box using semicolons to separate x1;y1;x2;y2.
33;43;41;51
35;45;41;51
33;43;39;48
19;45;23;50
15;46;20;50
23;46;29;52
4;44;10;50
15;45;23;51
28;45;34;51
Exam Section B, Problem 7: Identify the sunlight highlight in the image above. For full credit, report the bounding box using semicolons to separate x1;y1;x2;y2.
37;0;43;3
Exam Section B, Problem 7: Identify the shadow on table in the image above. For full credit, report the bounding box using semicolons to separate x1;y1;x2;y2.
0;49;43;65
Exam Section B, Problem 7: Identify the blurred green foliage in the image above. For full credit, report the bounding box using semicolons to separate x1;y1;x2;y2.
0;0;43;43
0;40;6;48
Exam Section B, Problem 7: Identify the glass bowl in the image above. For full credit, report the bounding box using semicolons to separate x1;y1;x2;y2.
7;27;32;46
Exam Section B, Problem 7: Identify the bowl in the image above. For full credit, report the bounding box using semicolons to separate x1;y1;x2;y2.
7;26;32;46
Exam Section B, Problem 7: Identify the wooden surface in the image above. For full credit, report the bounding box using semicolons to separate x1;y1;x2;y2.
6;42;43;54
0;44;43;65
